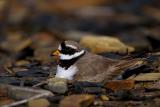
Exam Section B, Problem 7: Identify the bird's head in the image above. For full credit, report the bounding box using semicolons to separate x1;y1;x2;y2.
51;41;85;60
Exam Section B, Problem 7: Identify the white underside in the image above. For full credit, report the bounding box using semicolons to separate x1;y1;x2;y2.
55;65;78;80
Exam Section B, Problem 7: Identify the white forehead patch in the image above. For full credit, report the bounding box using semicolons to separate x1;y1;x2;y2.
66;44;77;49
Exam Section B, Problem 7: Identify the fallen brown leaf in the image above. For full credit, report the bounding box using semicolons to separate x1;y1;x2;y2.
104;80;135;91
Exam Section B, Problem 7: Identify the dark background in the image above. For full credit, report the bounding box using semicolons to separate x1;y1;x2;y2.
0;0;160;65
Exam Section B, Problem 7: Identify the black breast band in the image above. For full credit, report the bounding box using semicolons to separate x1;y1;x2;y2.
59;52;85;70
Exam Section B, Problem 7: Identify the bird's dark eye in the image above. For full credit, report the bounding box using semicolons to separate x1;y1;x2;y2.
60;46;76;55
60;42;77;55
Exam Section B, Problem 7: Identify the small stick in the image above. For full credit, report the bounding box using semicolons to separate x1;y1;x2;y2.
2;92;52;107
32;81;48;88
4;66;15;75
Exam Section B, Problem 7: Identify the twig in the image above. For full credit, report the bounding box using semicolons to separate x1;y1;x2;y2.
4;66;14;75
0;84;53;107
2;92;52;107
32;80;48;88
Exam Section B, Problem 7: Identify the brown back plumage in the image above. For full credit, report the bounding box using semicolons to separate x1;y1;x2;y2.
73;52;144;83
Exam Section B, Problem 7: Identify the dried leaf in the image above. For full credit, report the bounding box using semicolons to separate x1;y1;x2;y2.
104;80;135;91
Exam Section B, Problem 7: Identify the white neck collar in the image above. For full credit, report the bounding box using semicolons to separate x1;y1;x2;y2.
60;50;85;60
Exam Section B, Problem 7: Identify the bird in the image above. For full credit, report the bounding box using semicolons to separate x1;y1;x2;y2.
51;40;144;83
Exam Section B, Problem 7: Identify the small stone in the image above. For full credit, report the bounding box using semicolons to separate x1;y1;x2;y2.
146;81;160;90
49;66;57;77
0;0;7;11
15;67;49;77
15;60;30;66
12;67;28;73
80;35;135;53
154;98;160;106
0;34;32;53
100;95;109;101
47;77;68;94
28;98;50;107
134;73;160;82
59;94;94;107
83;87;106;94
93;100;103;106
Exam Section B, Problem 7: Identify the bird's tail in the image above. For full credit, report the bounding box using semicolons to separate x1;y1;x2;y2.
103;58;146;83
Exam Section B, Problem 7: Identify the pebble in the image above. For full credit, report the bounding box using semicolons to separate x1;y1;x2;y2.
15;60;30;66
15;66;49;77
83;87;106;94
59;94;94;107
28;98;50;107
93;100;103;106
100;95;109;101
134;73;160;82
80;35;135;53
47;77;68;94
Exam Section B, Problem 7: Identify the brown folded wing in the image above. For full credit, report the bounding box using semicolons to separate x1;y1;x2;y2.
74;52;144;83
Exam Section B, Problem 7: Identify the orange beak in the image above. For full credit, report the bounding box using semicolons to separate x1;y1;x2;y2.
51;50;61;56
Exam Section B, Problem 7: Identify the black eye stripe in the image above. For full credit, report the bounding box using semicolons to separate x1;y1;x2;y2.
60;42;78;55
60;46;77;55
61;42;66;49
